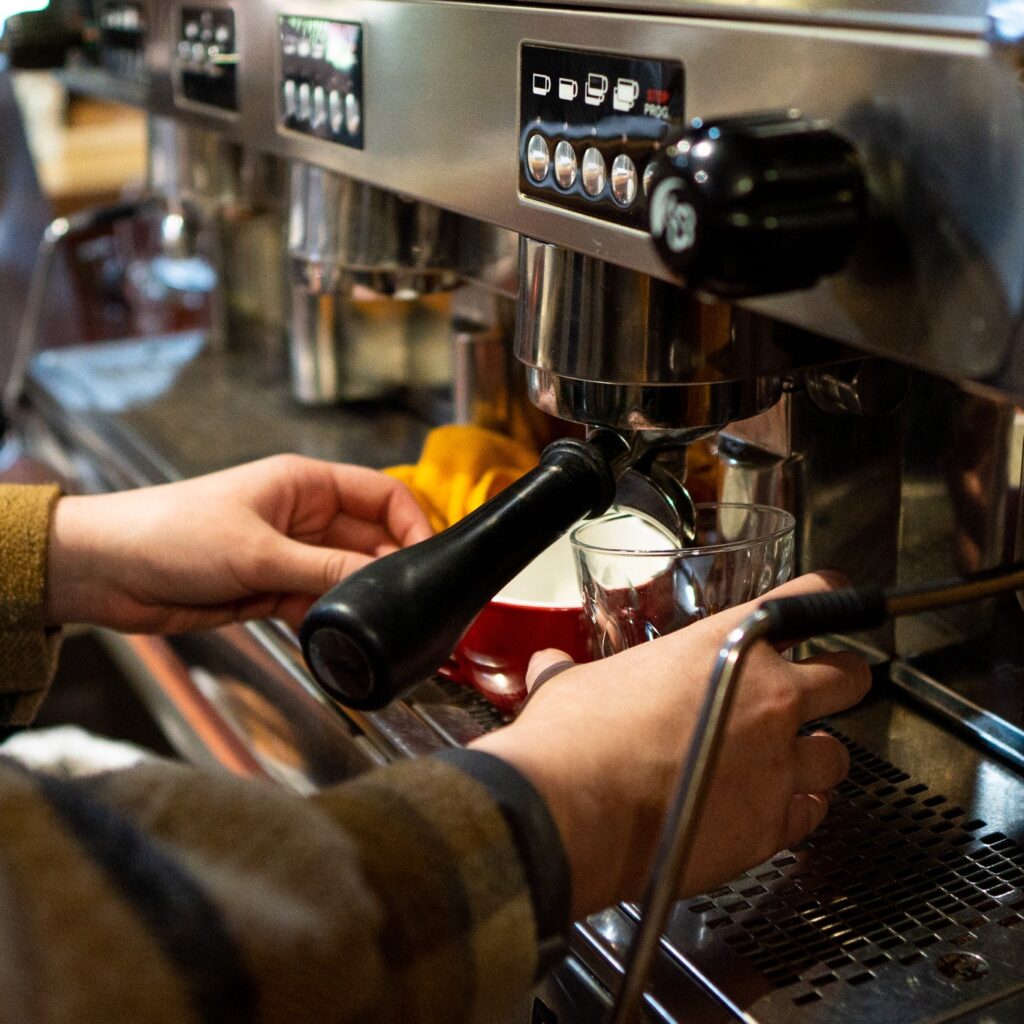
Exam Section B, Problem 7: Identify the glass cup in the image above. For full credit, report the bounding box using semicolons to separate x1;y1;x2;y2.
571;503;796;656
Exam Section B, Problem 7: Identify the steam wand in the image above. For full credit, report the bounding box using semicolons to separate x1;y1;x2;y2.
609;560;1024;1024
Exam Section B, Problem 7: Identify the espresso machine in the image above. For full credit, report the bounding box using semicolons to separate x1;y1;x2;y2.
4;0;1024;1020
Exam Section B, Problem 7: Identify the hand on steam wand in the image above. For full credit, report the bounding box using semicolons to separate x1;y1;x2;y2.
472;571;872;920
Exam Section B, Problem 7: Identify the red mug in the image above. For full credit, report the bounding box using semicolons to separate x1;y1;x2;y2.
442;533;594;713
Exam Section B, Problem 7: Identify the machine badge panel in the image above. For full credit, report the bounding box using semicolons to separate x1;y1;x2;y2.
177;6;238;112
520;44;683;229
279;16;364;150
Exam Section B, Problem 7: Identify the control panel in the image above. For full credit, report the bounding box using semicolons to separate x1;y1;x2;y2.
519;45;683;229
279;16;364;150
176;6;238;112
99;1;147;81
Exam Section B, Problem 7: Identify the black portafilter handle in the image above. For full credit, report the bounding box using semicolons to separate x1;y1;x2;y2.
300;435;626;710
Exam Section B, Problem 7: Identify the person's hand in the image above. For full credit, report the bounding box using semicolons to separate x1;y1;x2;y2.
470;572;871;920
45;455;432;633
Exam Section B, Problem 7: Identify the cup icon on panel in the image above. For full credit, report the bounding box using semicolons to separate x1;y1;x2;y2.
532;73;552;95
558;77;578;101
585;73;608;106
613;77;640;112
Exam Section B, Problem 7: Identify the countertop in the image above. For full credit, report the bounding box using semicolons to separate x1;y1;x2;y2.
26;331;432;482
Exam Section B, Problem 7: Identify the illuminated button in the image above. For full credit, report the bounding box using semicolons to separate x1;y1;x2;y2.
282;37;297;56
526;134;550;182
190;42;205;62
345;93;361;135
312;42;325;60
642;161;656;196
554;141;577;189
215;24;230;46
298;82;312;122
312;85;327;128
329;89;344;133
283;79;297;118
297;37;311;58
581;147;606;196
177;40;191;59
610;154;638;206
184;20;199;39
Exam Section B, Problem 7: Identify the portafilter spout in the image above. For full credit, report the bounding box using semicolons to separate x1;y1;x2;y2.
300;428;698;710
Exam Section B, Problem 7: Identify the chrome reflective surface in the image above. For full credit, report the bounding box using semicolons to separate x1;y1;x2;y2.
527;133;550;183
0;66;75;401
75;0;1024;401
523;366;783;431
514;237;855;428
286;161;463;295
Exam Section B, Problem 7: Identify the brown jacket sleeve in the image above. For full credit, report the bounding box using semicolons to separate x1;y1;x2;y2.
0;756;539;1024
0;483;542;1022
0;484;62;723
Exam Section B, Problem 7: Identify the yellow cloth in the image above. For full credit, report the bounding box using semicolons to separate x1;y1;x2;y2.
385;425;538;532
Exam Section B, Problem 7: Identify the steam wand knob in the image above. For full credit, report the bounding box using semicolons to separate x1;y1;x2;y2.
646;110;867;298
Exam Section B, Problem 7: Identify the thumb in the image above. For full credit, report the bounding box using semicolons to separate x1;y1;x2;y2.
259;535;376;597
525;648;577;694
783;792;830;849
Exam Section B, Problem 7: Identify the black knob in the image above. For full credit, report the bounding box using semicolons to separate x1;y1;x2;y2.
2;4;83;70
647;111;867;298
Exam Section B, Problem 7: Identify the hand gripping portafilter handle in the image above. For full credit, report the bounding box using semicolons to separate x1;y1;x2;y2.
300;437;623;710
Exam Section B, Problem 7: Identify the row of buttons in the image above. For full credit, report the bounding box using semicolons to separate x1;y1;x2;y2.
526;133;649;207
183;18;230;46
283;80;361;136
283;36;325;60
177;40;232;67
102;6;143;31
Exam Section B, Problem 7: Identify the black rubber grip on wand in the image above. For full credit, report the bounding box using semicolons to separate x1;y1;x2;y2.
300;439;618;710
761;586;888;644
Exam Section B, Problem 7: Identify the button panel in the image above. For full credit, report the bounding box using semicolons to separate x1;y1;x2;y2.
279;16;364;150
519;45;683;229
99;1;147;81
177;7;238;111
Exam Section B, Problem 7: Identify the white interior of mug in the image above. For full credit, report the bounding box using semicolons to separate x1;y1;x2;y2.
494;529;584;609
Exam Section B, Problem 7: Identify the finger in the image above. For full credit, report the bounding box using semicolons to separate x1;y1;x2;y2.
793;732;850;794
324;465;433;547
685;570;849;652
258;536;376;597
791;651;872;723
525;648;575;692
782;792;830;849
315;514;407;556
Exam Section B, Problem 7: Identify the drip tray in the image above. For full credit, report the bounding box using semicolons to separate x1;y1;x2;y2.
648;725;1024;1023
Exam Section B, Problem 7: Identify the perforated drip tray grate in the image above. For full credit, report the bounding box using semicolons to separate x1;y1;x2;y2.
659;725;1024;1023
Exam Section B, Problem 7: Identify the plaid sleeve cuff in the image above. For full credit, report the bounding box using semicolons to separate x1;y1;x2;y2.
435;747;571;964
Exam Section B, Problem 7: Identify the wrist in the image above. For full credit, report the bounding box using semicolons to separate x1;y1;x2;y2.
46;496;110;627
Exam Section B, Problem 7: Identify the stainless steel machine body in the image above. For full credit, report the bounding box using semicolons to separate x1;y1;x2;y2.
6;0;1024;1020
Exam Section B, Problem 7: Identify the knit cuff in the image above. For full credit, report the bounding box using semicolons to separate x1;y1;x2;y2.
0;485;63;723
435;747;571;966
